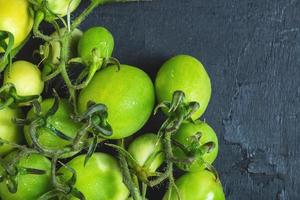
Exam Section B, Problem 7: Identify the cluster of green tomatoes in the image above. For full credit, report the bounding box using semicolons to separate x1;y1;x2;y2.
0;0;226;200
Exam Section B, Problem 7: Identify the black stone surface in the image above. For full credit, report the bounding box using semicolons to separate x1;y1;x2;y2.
18;0;300;199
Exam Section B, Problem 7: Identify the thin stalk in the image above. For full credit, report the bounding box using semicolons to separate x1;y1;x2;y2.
118;141;142;200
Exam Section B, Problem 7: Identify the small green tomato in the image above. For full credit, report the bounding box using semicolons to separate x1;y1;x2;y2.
3;61;44;97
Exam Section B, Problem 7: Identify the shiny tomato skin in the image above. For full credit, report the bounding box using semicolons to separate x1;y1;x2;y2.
173;121;219;172
0;152;52;200
78;26;114;65
0;0;33;50
163;170;225;200
78;65;155;139
24;98;81;157
0;107;23;155
3;61;44;97
58;153;129;200
155;55;211;119
128;133;164;172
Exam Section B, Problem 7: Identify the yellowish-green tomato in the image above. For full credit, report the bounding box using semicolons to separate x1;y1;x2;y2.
4;61;44;97
36;0;81;18
155;55;211;119
128;133;164;172
0;0;33;50
0;152;52;200
163;170;225;200
0;107;23;155
58;153;129;200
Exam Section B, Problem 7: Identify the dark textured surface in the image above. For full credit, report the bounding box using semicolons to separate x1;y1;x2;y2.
19;0;300;199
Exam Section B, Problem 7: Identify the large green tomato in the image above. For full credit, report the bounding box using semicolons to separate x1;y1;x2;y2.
155;55;211;119
58;153;129;200
24;98;81;157
78;65;155;139
128;133;164;173
0;152;52;200
3;61;44;97
78;26;114;65
0;107;23;155
173;121;219;172
163;170;225;200
0;0;33;50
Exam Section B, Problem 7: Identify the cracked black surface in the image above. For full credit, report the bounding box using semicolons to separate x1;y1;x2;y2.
18;0;300;199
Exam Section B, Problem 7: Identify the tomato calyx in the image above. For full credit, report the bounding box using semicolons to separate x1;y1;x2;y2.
68;49;121;90
0;83;40;109
155;91;200;139
0;151;47;194
39;158;85;200
72;101;112;165
106;143;163;183
172;132;216;171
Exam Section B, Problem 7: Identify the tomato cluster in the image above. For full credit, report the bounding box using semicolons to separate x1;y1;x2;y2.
0;1;225;200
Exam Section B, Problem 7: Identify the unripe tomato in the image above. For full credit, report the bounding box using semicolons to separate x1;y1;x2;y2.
58;153;129;200
3;61;44;97
163;170;225;200
24;98;81;158
36;0;81;18
155;55;211;119
78;26;114;65
128;133;164;172
78;65;155;139
0;152;52;200
173;121;219;172
0;107;23;155
0;0;33;50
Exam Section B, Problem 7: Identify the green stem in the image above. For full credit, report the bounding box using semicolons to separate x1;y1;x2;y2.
118;141;142;200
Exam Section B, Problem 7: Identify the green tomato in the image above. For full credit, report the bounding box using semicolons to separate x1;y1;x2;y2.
78;26;114;65
0;107;23;155
155;55;211;119
128;133;164;173
0;152;52;200
24;98;81;158
78;65;155;139
36;0;81;18
3;61;44;97
173;121;219;172
46;28;83;65
58;153;129;200
0;0;33;50
163;170;225;200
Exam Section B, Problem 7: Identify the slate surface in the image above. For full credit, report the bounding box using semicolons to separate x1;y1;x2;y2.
19;0;300;199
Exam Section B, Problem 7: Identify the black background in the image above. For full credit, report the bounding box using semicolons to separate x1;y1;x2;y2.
18;0;300;199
